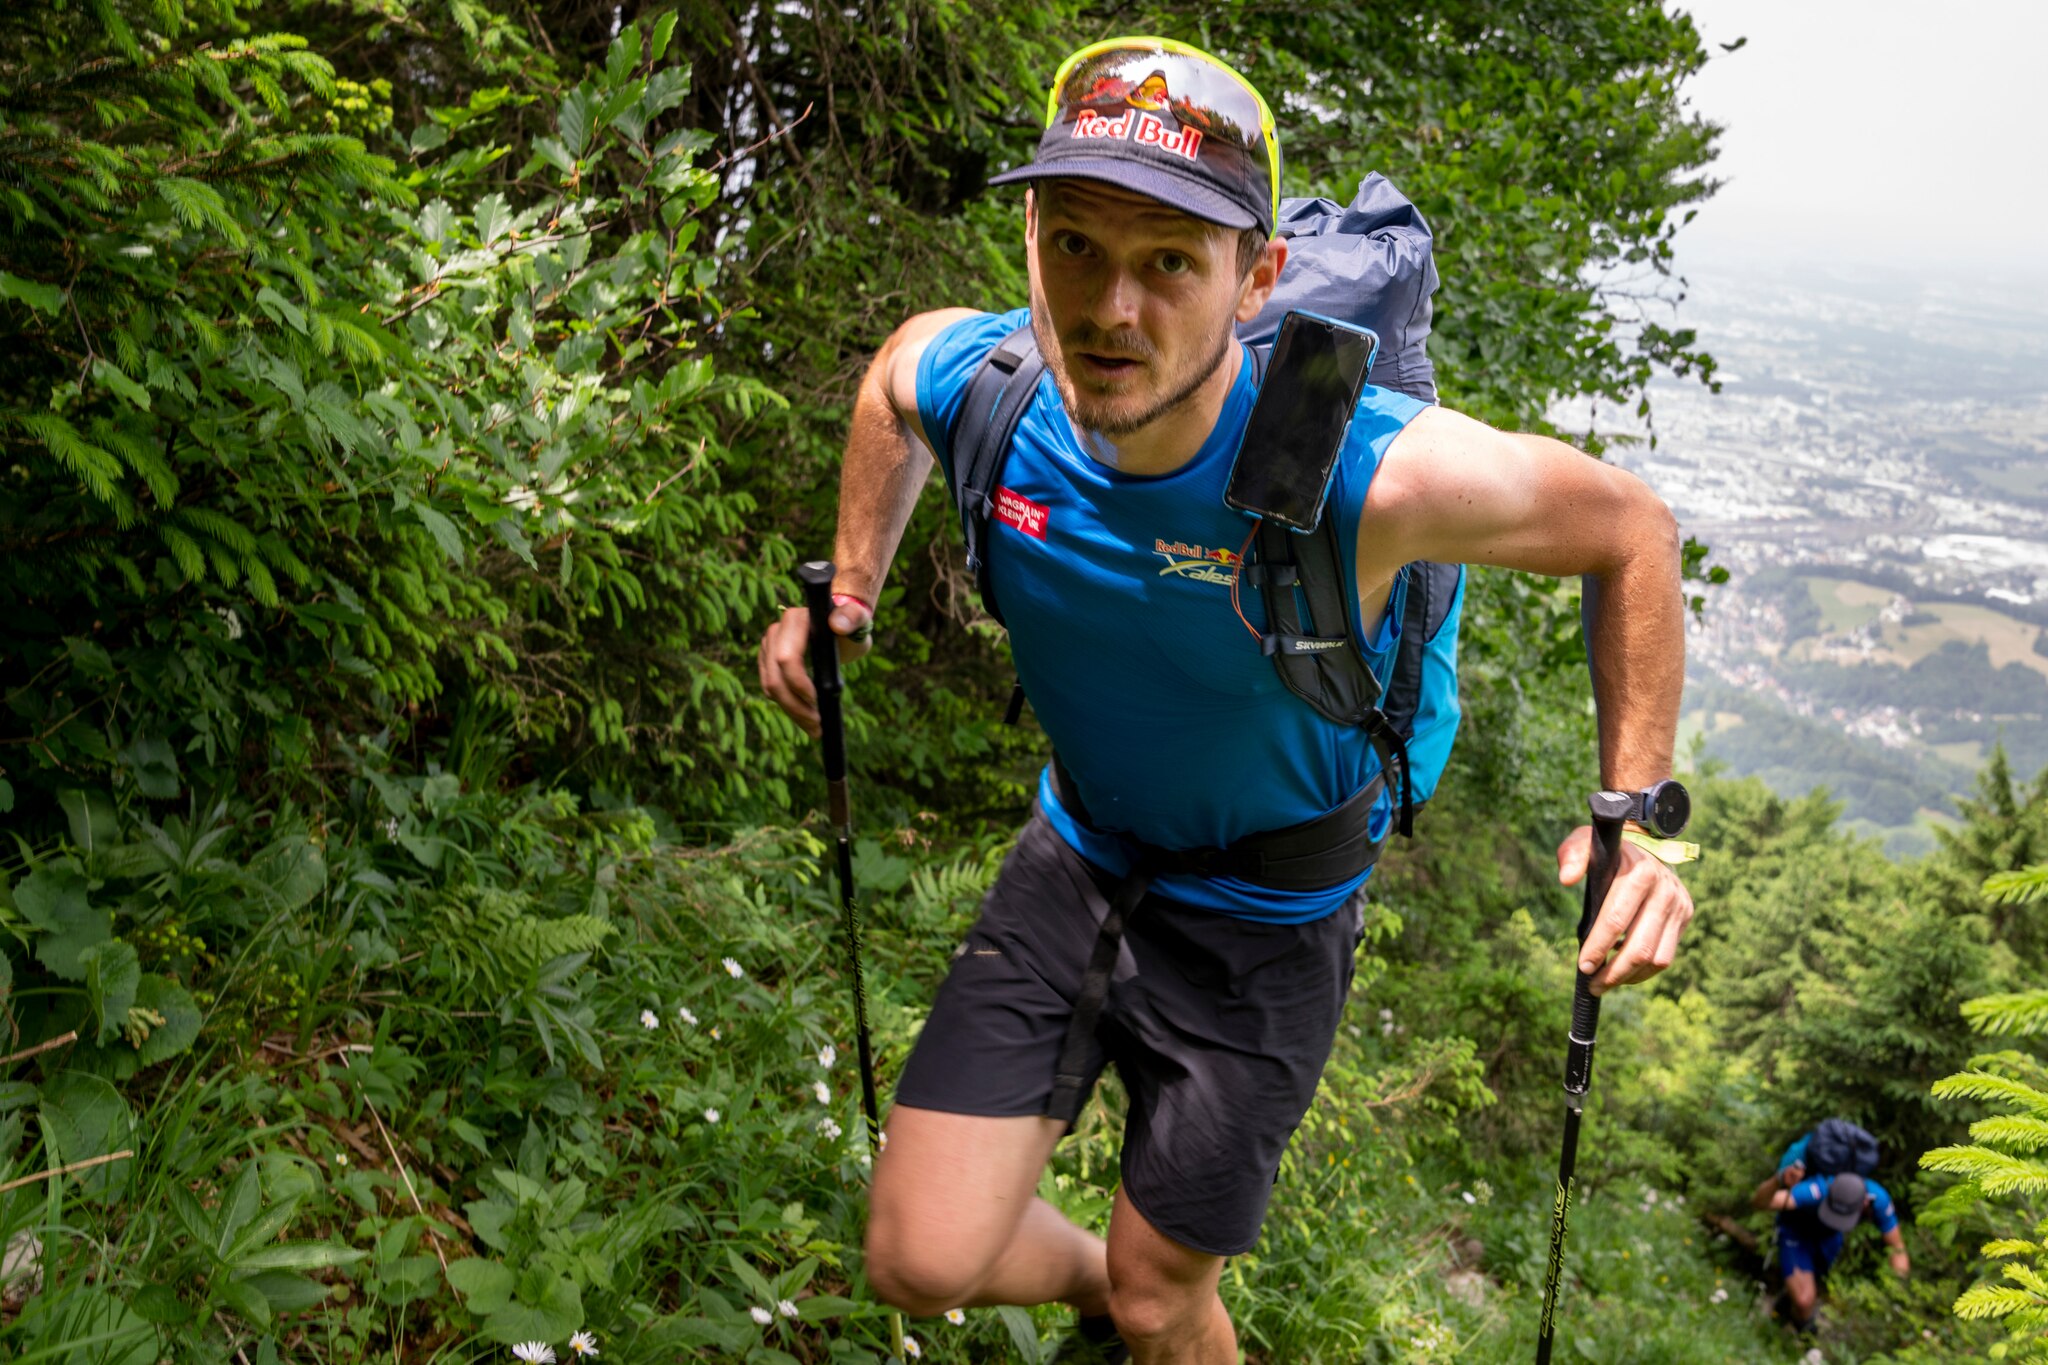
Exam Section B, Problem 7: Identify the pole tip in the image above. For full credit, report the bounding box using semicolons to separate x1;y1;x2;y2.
795;560;836;588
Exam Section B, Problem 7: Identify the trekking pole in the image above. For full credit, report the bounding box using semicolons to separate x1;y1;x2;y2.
1534;790;1632;1365
796;561;884;1152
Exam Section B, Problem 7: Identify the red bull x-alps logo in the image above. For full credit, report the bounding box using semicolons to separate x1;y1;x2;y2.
1070;71;1204;162
1153;538;1239;586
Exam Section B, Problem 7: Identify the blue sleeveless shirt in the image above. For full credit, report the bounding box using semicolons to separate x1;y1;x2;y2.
917;309;1431;923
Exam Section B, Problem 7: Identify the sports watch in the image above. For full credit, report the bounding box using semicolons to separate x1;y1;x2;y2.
1622;779;1690;838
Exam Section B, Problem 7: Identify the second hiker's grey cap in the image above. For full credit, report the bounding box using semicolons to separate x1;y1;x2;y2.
1818;1173;1867;1233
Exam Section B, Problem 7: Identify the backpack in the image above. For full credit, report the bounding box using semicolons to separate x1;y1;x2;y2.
1805;1118;1881;1177
945;174;1464;842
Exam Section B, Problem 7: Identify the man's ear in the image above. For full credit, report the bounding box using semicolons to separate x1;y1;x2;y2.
1235;236;1288;323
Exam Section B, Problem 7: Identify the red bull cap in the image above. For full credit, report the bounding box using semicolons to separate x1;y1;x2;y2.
989;36;1282;237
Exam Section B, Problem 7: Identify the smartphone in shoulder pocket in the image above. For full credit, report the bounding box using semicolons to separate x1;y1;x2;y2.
1223;311;1379;533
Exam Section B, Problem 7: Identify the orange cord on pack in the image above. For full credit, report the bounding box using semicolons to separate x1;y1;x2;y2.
1228;519;1263;642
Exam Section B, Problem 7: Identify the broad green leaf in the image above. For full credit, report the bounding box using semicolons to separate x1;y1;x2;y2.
17;863;112;980
232;1243;369;1272
0;269;63;313
117;735;179;799
37;1071;134;1200
216;1272;271;1329
409;122;449;155
217;1163;264;1258
445;1257;516;1313
998;1304;1045;1365
492;517;538;569
249;834;325;910
239;1269;331;1313
473;192;511;246
558;85;596;155
58;787;119;852
649;9;678;61
79;939;140;1046
254;286;306;335
133;974;202;1065
418;199;455;242
481;1273;581;1345
92;359;150;410
130;1283;192;1325
412;503;464;563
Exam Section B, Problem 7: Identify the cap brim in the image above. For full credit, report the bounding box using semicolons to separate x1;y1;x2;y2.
1816;1202;1860;1233
987;157;1261;232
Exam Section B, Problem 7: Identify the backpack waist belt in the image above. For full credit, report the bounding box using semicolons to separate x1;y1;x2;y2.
1048;753;1389;892
1043;755;1386;1127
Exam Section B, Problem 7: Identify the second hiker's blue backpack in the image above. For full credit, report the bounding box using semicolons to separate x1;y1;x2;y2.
950;174;1464;841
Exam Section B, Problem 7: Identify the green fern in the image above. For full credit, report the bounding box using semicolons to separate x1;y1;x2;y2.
428;885;613;995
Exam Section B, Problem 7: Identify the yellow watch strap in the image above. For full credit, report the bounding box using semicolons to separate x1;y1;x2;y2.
1622;829;1699;865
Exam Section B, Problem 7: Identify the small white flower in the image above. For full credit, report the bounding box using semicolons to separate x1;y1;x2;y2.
213;606;244;640
1803;1350;1824;1365
818;1116;842;1139
1378;1007;1394;1021
777;1299;799;1318
336;1153;349;1167
710;1026;722;1040
722;957;745;979
640;1009;659;1030
704;1108;720;1124
384;816;400;840
513;1345;557;1365
567;1332;599;1358
903;1336;922;1359
945;1309;966;1325
679;1005;698;1025
1710;1286;1729;1304
878;1129;889;1152
813;1080;831;1104
1461;1190;1476;1204
818;1044;836;1069
750;1305;773;1325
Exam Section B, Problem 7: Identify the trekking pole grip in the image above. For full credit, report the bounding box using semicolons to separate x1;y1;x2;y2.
1563;791;1631;1099
796;562;850;831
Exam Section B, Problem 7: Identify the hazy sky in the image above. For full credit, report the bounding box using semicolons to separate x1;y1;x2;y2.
1673;0;2048;287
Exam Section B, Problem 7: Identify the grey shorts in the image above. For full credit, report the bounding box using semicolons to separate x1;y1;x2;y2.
893;810;1363;1256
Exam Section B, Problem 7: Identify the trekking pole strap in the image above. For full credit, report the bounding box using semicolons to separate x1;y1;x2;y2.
1049;755;1387;892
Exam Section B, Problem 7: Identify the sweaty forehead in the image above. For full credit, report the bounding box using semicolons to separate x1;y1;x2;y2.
1036;179;1225;244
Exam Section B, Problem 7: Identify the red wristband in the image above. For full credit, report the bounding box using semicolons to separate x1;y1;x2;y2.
830;592;872;615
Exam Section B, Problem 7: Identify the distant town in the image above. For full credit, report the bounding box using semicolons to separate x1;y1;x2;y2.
1555;261;2048;852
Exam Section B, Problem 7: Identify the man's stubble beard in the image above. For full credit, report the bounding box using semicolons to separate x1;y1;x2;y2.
1029;302;1237;439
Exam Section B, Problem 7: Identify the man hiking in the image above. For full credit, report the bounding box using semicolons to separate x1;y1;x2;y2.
1753;1129;1910;1333
758;36;1696;1364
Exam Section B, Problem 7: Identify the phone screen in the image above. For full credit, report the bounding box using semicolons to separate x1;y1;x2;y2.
1223;312;1378;532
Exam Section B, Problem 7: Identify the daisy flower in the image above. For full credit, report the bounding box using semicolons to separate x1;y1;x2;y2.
567;1332;599;1358
710;1026;722;1041
945;1309;966;1325
336;1153;349;1167
777;1299;799;1318
818;1044;836;1069
903;1336;922;1359
513;1345;557;1365
818;1117;842;1139
813;1080;831;1104
722;957;745;979
639;1009;659;1030
750;1305;773;1326
704;1108;720;1124
679;1005;698;1025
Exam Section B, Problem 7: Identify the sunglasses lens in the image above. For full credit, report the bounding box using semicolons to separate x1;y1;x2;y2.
1049;39;1278;225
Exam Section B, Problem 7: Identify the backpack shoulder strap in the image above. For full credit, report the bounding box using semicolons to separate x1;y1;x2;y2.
944;325;1043;627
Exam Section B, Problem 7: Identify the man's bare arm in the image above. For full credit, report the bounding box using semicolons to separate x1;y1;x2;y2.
759;308;978;735
1361;405;1689;995
1362;405;1683;788
829;308;982;606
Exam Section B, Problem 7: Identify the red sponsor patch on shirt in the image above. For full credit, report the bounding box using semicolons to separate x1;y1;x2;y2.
994;486;1049;540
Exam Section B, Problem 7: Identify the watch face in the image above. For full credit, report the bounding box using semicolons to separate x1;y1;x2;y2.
1649;781;1691;837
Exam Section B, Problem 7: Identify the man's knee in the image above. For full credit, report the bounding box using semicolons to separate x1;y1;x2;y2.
1786;1275;1818;1316
864;1220;982;1318
1108;1279;1207;1347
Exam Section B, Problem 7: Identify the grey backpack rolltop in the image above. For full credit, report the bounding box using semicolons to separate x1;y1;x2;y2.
942;175;1467;1123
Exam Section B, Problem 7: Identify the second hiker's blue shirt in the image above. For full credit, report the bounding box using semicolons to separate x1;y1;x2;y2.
916;308;1431;923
